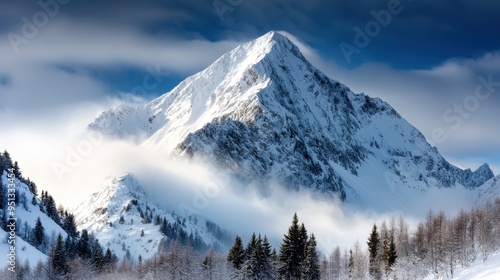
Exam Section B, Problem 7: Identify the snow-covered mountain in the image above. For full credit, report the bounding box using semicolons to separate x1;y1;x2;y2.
74;173;233;261
89;31;496;210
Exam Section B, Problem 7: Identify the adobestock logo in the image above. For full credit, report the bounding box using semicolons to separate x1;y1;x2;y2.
340;0;411;64
131;65;170;96
428;74;499;146
7;0;71;54
51;130;104;183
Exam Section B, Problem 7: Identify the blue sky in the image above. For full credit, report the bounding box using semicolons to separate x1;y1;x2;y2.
0;0;499;178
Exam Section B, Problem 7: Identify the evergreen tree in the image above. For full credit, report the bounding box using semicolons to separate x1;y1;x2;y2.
103;248;118;271
244;236;263;279
33;217;45;248
246;232;258;258
227;235;246;270
64;234;78;260
63;213;78;237
298;223;308;258
50;234;68;276
91;238;104;272
0;180;5;210
44;195;60;224
301;234;320;280
78;229;92;260
278;213;304;279
13;161;21;178
367;224;381;280
387;232;397;273
154;215;161;225
262;235;276;279
2;150;12;170
27;180;38;196
31;195;37;206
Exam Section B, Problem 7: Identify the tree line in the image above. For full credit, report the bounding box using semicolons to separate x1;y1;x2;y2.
320;197;500;279
2;198;500;279
2;150;500;279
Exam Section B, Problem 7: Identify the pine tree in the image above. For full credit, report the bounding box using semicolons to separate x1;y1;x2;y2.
0;180;5;210
103;248;118;272
64;234;78;260
13;161;21;178
244;236;263;279
367;224;381;280
227;235;246;270
27;180;38;196
33;217;45;248
387;232;397;272
78;229;92;260
140;229;145;237
246;232;258;258
91;238;104;272
262;235;276;279
301;234;320;280
44;195;60;224
298;223;308;258
63;213;78;237
278;213;304;279
50;234;68;276
2;151;12;170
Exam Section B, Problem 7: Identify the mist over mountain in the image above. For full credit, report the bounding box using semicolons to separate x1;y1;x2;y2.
2;30;500;279
90;31;495;211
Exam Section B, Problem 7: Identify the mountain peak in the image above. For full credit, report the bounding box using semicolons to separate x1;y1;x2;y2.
89;32;494;206
254;30;288;43
251;31;295;50
246;30;304;60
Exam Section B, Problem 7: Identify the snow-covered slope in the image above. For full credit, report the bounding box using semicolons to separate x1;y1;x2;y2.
0;228;47;267
89;31;495;210
74;173;232;261
0;171;67;268
423;252;500;280
477;174;500;204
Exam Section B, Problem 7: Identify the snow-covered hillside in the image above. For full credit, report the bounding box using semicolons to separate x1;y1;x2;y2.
89;31;496;211
0;169;68;268
423;252;500;280
0;173;67;240
74;173;233;261
0;228;47;268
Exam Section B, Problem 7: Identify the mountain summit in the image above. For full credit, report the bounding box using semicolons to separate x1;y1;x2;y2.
90;31;494;210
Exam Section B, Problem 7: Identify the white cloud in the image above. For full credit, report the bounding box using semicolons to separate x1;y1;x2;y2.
1;19;242;74
49;138;412;252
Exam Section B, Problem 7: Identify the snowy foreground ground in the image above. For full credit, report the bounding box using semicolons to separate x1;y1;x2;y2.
424;253;500;280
